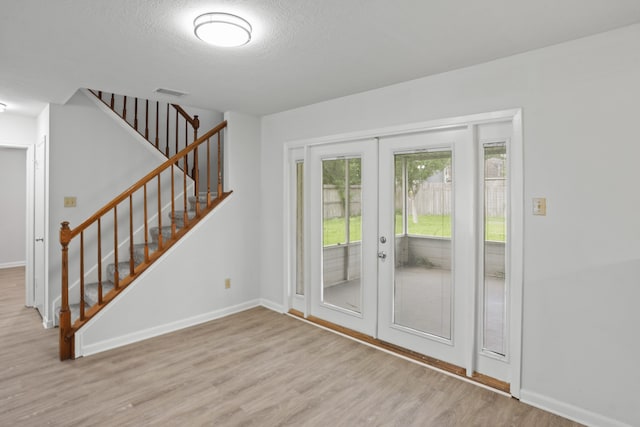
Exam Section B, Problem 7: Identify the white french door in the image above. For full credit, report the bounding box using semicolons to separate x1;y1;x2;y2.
290;112;522;394
377;127;471;368
308;140;378;336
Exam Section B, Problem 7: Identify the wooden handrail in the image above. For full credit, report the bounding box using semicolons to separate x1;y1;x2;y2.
171;104;200;130
59;119;228;360
62;121;226;242
88;90;201;181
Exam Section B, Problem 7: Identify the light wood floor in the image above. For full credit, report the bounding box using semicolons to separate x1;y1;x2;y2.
0;267;580;426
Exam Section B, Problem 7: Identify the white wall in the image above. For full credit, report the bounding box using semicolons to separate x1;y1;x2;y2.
0;113;35;269
75;111;262;354
0;148;27;267
260;24;640;427
0;113;36;147
46;90;191;319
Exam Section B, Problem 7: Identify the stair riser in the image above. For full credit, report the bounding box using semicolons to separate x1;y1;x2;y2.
150;226;174;244
83;282;115;306
107;261;136;283
133;243;158;265
188;193;217;211
166;211;194;230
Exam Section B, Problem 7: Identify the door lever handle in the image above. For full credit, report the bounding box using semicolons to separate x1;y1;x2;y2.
377;251;387;260
35;238;44;242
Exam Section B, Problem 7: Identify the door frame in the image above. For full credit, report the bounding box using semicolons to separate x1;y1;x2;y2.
31;135;50;327
283;108;523;396
0;143;33;304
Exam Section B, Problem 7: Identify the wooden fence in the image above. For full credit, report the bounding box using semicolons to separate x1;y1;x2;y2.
323;180;506;218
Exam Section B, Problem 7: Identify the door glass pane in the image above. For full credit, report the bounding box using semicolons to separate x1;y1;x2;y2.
483;143;507;355
393;151;452;339
295;161;304;295
322;158;362;313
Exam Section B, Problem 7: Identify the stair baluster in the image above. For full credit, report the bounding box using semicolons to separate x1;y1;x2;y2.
129;195;135;277
207;136;211;205
58;121;229;360
113;206;119;289
171;165;176;239
98;218;103;304
134;98;138;131
80;232;85;320
182;154;188;227
145;99;149;139
165;104;169;157
155;101;159;149
144;185;149;263
217;131;223;196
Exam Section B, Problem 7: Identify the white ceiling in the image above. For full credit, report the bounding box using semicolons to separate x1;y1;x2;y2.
2;0;640;117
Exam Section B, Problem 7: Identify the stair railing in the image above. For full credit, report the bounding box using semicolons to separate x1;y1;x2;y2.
89;90;201;179
58;120;229;360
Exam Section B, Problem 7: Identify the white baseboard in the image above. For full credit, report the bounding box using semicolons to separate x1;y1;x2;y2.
0;261;26;269
77;299;261;357
42;316;54;329
520;389;631;427
260;298;285;313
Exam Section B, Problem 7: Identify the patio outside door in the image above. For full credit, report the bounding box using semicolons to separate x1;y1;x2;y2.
302;115;520;390
308;140;378;336
377;128;471;369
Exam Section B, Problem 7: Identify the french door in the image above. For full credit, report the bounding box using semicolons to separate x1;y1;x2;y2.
377;128;471;368
292;114;521;393
308;140;378;336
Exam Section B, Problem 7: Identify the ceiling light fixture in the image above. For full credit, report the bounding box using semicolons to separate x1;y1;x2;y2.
0;103;6;113
194;12;252;47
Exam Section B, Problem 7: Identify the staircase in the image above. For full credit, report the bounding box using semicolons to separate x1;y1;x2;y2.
88;90;202;180
60;192;215;323
58;92;230;360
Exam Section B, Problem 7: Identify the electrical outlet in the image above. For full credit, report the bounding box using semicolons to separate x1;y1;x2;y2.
225;278;231;289
64;196;77;208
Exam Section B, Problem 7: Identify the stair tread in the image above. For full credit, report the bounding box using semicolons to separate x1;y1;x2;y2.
106;261;137;283
188;193;217;202
169;210;196;216
133;242;158;264
84;281;115;306
133;242;158;249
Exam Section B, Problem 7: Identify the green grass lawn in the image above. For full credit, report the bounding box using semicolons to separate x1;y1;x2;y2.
323;214;505;246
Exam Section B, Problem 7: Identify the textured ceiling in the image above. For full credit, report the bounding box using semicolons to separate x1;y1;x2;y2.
2;0;640;116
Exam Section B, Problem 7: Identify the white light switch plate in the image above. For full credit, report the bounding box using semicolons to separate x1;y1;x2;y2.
532;198;546;215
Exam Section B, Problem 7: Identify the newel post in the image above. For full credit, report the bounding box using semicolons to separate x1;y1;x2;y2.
59;221;73;360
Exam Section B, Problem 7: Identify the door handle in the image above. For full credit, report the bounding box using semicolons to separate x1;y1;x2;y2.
35;238;44;242
377;251;387;260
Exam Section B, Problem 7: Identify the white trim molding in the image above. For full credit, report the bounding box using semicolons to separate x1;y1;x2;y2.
0;261;26;269
520;389;632;427
260;298;285;313
77;299;262;357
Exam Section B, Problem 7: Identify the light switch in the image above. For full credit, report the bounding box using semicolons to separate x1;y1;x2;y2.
64;196;77;208
532;198;546;216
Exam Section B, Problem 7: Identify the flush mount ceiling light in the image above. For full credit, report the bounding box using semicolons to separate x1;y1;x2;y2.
194;12;252;47
0;103;6;113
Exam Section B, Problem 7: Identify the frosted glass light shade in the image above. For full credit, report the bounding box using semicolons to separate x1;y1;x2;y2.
194;13;252;47
0;103;6;113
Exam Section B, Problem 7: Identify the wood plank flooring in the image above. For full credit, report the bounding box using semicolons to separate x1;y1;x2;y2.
0;267;581;426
